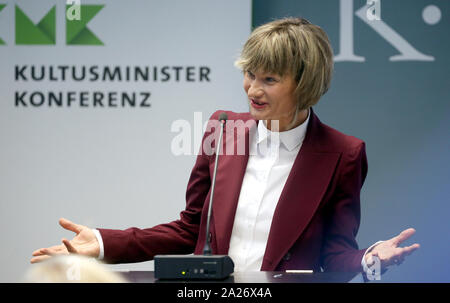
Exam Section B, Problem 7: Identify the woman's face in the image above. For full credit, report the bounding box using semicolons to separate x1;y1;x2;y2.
243;70;298;131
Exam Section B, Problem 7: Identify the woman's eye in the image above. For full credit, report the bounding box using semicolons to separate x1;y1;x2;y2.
247;71;255;79
265;77;276;83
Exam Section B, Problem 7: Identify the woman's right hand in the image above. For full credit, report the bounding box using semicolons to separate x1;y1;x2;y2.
30;218;100;263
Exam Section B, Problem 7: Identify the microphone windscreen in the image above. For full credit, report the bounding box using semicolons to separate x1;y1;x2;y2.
218;112;228;122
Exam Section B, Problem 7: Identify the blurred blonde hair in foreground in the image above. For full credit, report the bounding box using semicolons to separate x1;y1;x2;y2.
24;255;128;283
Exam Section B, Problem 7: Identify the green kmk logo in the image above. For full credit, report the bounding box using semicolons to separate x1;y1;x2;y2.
0;4;104;45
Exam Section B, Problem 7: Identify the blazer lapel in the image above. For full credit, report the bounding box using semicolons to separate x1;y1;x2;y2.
261;111;340;270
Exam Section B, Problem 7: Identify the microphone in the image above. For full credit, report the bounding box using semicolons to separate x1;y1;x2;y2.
154;112;234;280
203;112;227;255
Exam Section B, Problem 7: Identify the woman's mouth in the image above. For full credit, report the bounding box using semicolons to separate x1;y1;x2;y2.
250;99;268;109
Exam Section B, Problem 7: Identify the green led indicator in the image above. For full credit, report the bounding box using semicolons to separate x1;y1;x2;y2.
181;271;186;275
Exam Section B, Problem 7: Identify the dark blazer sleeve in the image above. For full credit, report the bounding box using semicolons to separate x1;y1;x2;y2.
97;112;219;264
320;141;368;272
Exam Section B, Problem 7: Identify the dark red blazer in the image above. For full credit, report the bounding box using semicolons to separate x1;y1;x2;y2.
98;108;369;273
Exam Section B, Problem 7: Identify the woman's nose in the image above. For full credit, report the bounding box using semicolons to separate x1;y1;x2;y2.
247;82;263;98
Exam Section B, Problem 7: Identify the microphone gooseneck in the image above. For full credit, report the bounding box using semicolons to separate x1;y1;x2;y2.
203;112;228;255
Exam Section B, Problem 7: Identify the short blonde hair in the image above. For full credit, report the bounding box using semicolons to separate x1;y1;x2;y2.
235;17;334;112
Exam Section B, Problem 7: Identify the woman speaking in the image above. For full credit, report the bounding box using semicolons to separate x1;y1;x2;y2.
31;18;419;277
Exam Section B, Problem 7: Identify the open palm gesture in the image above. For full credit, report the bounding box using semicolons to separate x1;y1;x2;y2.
365;228;420;269
31;218;100;263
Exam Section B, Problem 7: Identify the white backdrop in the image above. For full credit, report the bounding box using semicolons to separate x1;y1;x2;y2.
0;0;251;282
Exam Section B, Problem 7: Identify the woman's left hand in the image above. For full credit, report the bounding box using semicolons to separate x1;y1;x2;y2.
365;228;420;269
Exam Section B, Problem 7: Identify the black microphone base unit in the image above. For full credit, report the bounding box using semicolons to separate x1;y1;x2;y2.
154;255;234;280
